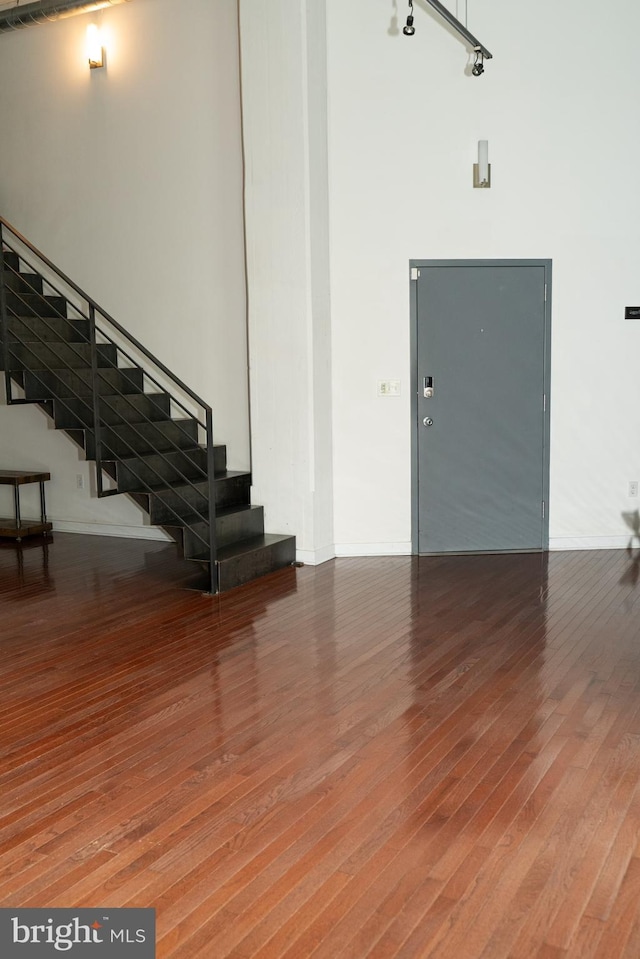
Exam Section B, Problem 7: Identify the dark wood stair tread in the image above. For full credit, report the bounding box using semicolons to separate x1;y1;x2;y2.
109;444;205;465
132;469;250;497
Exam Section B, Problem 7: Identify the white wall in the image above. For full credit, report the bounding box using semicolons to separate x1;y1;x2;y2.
0;0;248;535
240;0;335;564
4;0;639;556
326;0;640;552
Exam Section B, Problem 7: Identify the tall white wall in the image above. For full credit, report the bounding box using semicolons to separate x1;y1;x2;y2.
326;0;640;552
0;0;248;535
3;0;638;556
240;0;335;564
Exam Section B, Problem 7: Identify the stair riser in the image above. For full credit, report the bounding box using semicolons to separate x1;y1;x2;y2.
218;537;296;592
217;506;265;547
110;447;226;492
9;342;117;371
147;474;250;525
2;317;89;343
5;291;67;317
22;367;145;398
2;272;44;295
52;393;172;429
216;474;251;511
2;252;20;272
84;420;200;460
181;507;265;555
148;498;208;527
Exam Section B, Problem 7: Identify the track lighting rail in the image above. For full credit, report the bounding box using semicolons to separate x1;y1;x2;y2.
404;0;492;67
426;0;492;60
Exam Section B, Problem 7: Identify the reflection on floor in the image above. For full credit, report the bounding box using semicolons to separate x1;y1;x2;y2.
1;535;639;958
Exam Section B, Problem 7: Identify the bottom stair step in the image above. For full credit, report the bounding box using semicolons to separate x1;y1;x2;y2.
194;533;296;592
218;534;297;591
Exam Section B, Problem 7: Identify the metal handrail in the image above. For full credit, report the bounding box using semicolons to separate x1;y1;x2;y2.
2;273;213;549
1;258;215;563
1;256;209;489
0;217;218;592
0;217;210;411
3;247;210;434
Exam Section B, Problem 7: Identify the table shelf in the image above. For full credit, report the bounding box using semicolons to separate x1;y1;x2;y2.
0;518;53;539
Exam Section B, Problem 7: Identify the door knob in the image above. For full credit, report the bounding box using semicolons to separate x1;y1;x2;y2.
423;417;433;427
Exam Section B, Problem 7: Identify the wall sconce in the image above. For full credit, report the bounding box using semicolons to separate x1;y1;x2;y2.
86;24;105;70
473;140;491;188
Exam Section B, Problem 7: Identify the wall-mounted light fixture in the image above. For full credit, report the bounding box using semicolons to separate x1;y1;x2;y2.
473;140;491;188
86;23;105;69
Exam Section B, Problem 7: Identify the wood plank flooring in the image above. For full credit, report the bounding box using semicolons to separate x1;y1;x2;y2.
1;534;640;957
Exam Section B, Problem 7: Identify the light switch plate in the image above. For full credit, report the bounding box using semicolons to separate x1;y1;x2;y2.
377;380;401;396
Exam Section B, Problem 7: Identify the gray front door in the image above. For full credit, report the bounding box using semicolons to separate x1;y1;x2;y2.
412;260;551;554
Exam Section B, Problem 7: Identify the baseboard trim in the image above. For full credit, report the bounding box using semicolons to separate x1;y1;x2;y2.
549;535;633;552
334;542;412;557
53;521;172;542
296;544;335;566
58;528;633;556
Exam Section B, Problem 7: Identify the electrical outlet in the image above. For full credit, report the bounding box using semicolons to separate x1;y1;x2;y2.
629;481;638;498
76;474;85;491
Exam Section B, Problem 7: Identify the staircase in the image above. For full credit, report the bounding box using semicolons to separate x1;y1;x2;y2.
0;218;296;593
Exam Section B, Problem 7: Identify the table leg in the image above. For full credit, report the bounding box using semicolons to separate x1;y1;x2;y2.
13;485;21;530
39;481;50;538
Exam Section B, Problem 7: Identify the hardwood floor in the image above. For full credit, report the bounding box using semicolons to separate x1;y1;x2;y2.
1;534;640;957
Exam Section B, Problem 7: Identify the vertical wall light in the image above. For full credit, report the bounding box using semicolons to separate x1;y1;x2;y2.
473;140;491;188
86;23;105;70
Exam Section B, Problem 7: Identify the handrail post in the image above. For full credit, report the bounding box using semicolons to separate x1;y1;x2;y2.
88;303;105;496
0;224;12;404
206;408;218;594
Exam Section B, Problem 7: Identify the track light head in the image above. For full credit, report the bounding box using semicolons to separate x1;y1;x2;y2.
403;15;415;36
403;1;415;37
472;48;485;76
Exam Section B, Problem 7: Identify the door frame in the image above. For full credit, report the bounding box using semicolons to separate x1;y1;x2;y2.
410;258;553;554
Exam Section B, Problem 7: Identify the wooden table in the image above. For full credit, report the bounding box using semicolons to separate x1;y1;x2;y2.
0;470;52;541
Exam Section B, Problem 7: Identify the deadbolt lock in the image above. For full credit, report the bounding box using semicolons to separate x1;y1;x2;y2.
423;417;433;427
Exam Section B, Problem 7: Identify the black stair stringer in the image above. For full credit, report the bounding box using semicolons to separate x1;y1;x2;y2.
1;239;296;592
